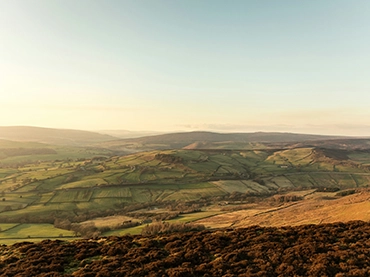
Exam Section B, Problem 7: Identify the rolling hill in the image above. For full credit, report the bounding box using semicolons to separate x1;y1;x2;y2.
0;128;370;244
0;139;115;165
291;138;370;150
0;146;369;225
98;129;163;139
1;126;365;152
0;126;117;146
99;131;348;152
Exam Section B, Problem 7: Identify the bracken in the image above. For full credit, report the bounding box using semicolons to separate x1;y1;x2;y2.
0;221;369;276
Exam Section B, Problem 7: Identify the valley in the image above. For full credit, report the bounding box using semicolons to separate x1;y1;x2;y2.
0;127;369;244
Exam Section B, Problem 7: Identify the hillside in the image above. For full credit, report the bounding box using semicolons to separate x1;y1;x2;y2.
291;138;370;150
0;146;369;230
197;188;370;229
0;126;117;146
1;127;363;152
99;131;346;152
0;131;370;243
0;139;115;165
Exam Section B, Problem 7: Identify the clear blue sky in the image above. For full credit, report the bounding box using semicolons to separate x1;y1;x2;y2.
1;0;370;135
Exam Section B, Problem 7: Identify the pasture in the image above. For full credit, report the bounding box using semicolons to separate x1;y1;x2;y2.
1;146;370;243
0;223;75;244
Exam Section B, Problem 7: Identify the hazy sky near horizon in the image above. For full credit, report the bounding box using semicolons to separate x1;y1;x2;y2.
1;0;370;135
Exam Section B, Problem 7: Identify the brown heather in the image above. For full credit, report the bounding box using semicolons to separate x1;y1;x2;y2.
0;221;369;276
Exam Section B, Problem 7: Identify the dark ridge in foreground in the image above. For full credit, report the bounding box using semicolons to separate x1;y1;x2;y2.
1;221;370;276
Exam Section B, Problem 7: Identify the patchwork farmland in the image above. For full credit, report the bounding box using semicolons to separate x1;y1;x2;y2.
0;142;370;242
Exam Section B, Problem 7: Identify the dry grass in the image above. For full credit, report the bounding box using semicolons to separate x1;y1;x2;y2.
81;215;138;228
197;189;370;229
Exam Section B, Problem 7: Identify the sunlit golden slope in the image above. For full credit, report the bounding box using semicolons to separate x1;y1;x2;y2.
197;189;370;228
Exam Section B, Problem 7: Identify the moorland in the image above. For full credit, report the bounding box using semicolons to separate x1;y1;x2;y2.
1;221;369;276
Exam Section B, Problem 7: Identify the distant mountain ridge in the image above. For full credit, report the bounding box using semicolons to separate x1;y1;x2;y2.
124;131;344;143
0;126;118;146
98;130;164;139
100;131;350;151
0;127;363;151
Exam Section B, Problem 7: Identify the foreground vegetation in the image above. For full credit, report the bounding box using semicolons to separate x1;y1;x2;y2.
0;221;369;276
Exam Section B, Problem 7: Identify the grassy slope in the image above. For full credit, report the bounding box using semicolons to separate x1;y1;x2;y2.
0;145;369;241
0;140;114;165
1;148;369;211
197;189;370;229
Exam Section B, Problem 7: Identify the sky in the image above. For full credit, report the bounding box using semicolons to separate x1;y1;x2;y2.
1;0;370;135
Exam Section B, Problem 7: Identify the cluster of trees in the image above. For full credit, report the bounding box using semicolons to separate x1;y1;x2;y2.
54;218;100;238
53;213;204;239
155;153;183;164
70;222;101;238
166;201;203;213
336;189;356;197
131;211;179;222
141;221;205;235
272;194;304;203
315;187;341;192
211;191;273;203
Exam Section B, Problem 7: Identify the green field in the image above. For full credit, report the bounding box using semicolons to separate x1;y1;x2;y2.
0;223;75;244
105;224;145;236
168;211;223;223
0;223;74;238
0;141;113;165
0;145;369;243
1;148;369;221
104;210;223;236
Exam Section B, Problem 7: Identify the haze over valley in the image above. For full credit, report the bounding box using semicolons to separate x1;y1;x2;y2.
2;1;370;136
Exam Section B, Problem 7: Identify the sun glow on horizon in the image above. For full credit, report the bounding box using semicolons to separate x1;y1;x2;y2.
1;1;370;136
